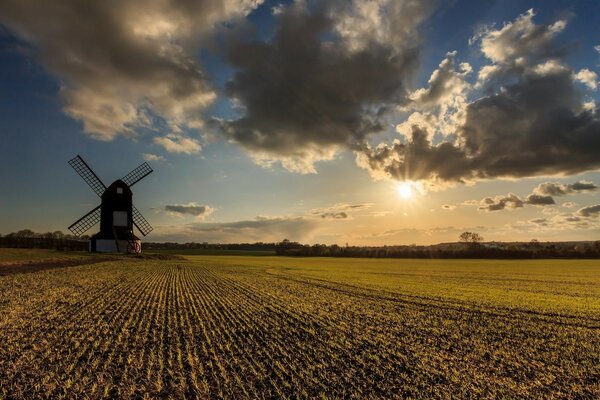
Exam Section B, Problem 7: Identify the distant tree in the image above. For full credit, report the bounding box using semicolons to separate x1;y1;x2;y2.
459;232;483;246
15;229;35;238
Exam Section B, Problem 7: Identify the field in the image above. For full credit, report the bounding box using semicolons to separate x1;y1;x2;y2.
0;250;599;398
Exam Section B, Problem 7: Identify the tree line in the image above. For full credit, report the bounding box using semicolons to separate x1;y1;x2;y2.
0;229;88;251
1;229;599;258
274;236;600;259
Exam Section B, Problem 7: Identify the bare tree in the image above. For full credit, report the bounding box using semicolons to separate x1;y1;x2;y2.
459;232;483;246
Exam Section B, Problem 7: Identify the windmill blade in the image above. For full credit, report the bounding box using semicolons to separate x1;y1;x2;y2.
122;162;153;187
68;155;106;197
132;205;153;236
68;205;101;236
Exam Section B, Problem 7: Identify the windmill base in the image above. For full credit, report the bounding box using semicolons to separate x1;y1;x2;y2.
90;239;141;254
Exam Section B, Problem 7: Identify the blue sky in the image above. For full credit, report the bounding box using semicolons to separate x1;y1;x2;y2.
0;0;599;244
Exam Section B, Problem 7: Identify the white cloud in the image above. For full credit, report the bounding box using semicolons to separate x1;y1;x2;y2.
154;135;201;154
574;69;598;90
142;153;166;162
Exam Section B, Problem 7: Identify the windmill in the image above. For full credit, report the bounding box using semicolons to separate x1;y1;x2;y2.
67;155;154;253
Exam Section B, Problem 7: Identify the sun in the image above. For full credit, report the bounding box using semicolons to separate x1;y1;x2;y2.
396;182;414;199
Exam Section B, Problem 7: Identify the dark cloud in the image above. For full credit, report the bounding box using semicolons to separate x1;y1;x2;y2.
357;10;600;185
525;194;555;206
577;204;600;217
320;212;348;220
571;181;598;191
0;0;261;140
214;0;432;172
165;203;214;218
533;181;598;196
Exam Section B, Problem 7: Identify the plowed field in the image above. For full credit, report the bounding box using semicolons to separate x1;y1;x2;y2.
1;253;599;398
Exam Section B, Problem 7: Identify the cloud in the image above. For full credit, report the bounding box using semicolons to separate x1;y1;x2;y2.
529;218;548;226
476;9;566;80
319;212;348;220
441;204;456;211
152;216;318;243
142;153;166;162
0;0;261;140
533;181;598;196
574;69;598;90
467;180;597;212
478;193;524;212
164;203;214;219
577;204;600;217
154;135;201;154
214;0;433;172
519;208;600;232
541;207;559;215
525;194;555;206
408;51;472;111
368;211;393;217
356;10;600;186
310;203;372;220
562;201;577;208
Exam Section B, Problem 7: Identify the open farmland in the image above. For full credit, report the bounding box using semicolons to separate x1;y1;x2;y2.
0;251;599;398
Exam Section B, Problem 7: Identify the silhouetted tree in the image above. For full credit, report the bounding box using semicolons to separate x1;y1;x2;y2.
459;232;483;246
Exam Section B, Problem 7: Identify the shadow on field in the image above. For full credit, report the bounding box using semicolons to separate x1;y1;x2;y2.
0;258;115;276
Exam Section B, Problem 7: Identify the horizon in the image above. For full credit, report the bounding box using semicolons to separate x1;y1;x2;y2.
1;0;600;245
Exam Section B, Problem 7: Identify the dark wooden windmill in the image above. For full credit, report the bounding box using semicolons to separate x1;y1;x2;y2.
67;155;154;253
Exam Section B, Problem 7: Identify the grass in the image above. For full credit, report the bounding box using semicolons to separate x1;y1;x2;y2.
0;251;599;398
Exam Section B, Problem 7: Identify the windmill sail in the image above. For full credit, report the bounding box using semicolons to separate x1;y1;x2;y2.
68;205;101;236
68;155;106;197
122;162;153;187
132;205;153;236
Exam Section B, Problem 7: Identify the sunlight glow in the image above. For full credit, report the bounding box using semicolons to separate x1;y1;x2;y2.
396;182;414;199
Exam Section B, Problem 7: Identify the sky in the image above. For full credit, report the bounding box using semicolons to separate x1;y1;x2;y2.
0;0;599;245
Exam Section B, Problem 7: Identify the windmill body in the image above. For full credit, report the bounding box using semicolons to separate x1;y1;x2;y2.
92;180;140;252
67;155;154;253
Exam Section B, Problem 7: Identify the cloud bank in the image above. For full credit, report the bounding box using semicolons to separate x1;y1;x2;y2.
214;0;433;172
0;0;261;142
356;10;600;186
2;4;599;187
466;179;597;212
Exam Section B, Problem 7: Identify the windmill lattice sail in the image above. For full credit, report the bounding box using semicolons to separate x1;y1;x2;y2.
68;205;101;236
122;162;153;187
132;205;154;236
68;155;106;197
